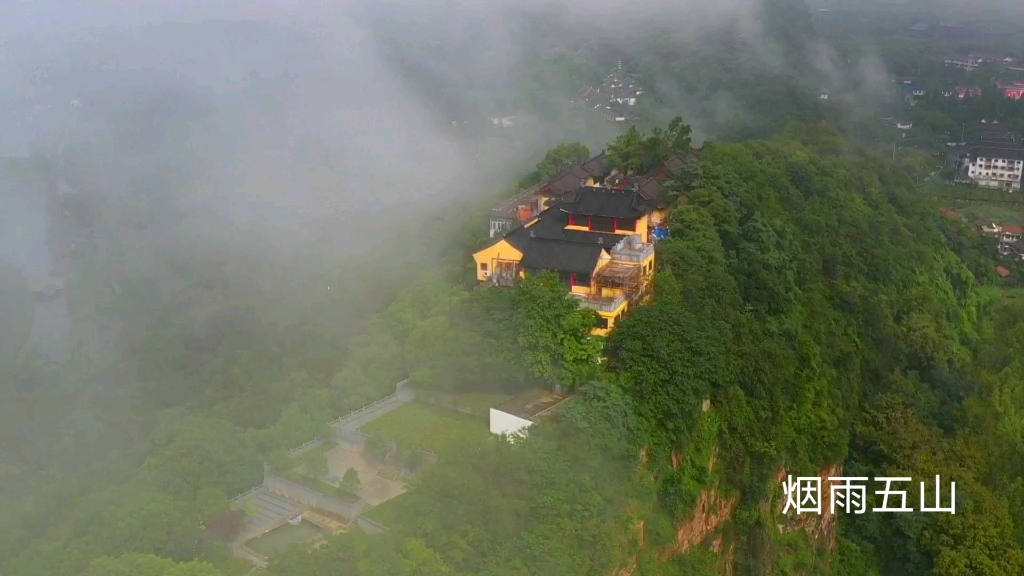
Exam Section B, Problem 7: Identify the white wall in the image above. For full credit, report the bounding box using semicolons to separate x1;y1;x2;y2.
489;409;533;437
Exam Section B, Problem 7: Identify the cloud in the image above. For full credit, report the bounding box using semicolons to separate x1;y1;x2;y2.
0;0;800;279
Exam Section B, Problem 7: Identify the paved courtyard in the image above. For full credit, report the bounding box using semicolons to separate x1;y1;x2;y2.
325;444;406;505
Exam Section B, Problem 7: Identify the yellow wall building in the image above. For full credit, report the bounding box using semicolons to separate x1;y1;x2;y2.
473;186;663;336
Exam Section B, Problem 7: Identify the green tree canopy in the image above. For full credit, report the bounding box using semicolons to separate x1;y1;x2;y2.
506;272;603;388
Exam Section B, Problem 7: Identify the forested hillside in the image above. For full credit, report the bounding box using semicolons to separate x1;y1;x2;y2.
250;126;1024;575
5;112;1023;575
5;3;1024;572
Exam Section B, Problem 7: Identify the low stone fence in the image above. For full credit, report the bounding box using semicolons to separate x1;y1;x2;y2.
288;436;326;458
230;484;264;504
355;515;388;535
265;473;367;520
330;380;415;432
419;449;440;465
231;543;268;569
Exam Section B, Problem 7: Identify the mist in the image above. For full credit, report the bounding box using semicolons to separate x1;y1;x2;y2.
0;0;917;573
0;0;805;322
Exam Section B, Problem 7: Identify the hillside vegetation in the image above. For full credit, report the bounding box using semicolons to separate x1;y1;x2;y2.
4;118;1024;575
257;125;1024;576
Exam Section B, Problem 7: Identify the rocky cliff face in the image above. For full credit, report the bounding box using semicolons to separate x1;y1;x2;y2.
666;489;740;557
613;457;842;575
774;464;841;551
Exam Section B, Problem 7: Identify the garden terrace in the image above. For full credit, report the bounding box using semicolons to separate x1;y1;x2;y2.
360;402;491;461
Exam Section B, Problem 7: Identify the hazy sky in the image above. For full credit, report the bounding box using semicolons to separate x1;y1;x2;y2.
0;1;271;36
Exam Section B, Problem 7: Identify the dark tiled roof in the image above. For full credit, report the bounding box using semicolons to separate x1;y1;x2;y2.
605;105;638;116
504;206;622;251
974;147;1024;161
546;165;597;194
520;239;605;274
980;134;1016;144
498;204;628;275
660;154;688;175
633;155;689;202
637;178;664;202
581;153;606;178
560;187;653;218
491;153;607;216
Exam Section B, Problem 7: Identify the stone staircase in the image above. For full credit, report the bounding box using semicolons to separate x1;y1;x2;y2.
375;443;403;481
236;488;303;541
376;462;403;481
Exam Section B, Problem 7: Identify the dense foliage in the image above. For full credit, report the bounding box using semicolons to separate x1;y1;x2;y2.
262;125;1024;576
5;5;1024;572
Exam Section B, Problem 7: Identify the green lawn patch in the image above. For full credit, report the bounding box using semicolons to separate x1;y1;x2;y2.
931;184;1023;205
414;389;512;418
361;401;490;461
955;205;1024;227
362;491;412;527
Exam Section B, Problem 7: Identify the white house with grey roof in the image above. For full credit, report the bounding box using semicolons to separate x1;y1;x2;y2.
967;147;1024;191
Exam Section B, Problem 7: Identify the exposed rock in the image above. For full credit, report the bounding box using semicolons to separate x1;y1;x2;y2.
775;464;841;551
664;488;739;557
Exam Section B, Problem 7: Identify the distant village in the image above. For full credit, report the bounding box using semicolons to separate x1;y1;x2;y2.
573;62;644;124
941;210;1024;278
881;21;1024;193
480;62;647;130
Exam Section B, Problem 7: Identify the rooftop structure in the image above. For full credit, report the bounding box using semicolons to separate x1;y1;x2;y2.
945;52;1013;72
477;151;689;333
474;186;663;335
966;145;1024;191
578;63;644;110
997;81;1024;100
605;104;640;123
954;86;983;99
487;153;607;237
489;389;571;437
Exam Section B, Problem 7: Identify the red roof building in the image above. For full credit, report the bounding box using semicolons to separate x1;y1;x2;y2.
998;82;1024;100
996;266;1012;278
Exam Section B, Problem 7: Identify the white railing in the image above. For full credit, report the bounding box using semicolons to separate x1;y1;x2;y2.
329;396;392;428
288;436;324;457
329;379;410;429
230;484;264;503
234;380;411;503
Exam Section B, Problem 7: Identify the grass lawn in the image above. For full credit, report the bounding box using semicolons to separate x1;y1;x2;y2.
361;401;490;460
930;183;1022;204
363;491;412;527
954;205;1024;227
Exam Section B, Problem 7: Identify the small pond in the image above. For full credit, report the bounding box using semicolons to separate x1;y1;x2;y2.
246;520;323;557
